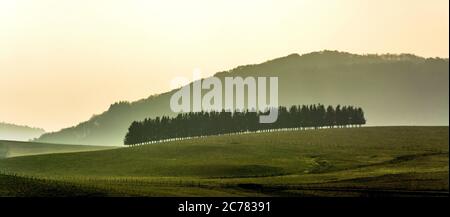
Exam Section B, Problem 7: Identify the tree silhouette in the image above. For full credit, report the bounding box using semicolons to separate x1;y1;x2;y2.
124;104;366;145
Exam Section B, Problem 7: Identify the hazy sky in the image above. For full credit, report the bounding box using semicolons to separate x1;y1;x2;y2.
0;0;448;131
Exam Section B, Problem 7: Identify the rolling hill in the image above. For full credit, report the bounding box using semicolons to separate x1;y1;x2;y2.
36;51;449;146
0;140;116;159
1;126;448;196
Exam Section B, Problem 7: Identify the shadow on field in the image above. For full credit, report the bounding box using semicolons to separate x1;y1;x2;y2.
234;171;449;197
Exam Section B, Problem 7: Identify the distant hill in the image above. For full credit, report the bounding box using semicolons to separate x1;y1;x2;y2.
36;51;449;146
0;122;45;141
0;140;116;159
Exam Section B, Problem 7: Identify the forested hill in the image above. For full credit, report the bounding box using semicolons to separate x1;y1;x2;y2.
36;51;449;146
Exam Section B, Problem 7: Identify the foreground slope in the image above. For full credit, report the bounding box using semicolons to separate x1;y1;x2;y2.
0;173;109;197
0;127;447;196
0;140;116;159
36;51;449;146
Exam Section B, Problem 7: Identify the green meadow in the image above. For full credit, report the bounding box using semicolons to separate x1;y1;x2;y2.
0;126;448;196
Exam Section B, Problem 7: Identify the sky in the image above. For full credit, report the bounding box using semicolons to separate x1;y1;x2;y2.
0;0;448;132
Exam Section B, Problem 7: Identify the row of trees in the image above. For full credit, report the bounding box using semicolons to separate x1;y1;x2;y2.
124;104;366;145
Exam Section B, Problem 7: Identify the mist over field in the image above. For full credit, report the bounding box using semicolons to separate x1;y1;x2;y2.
0;123;45;141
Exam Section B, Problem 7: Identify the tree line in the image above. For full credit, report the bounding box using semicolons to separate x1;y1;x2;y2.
124;104;366;145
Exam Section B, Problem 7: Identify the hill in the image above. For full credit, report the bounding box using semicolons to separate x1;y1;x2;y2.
1;127;448;196
0;122;45;141
0;140;116;159
36;51;449;146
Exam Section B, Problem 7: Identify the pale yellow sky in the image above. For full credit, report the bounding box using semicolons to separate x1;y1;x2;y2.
0;0;448;131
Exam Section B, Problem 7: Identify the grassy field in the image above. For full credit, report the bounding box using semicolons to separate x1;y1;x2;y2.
0;140;116;158
0;126;448;196
0;173;110;197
